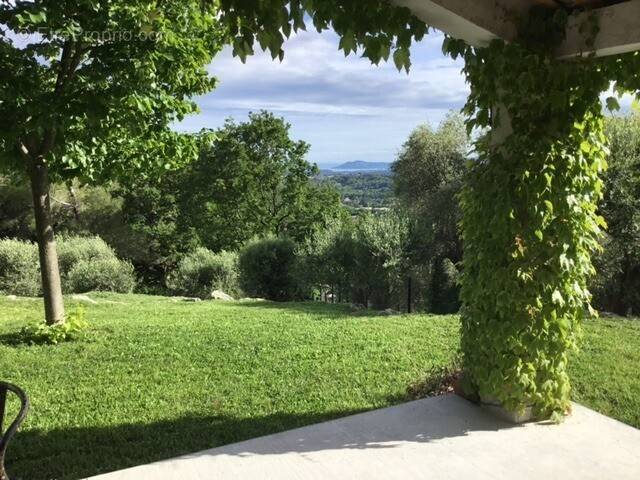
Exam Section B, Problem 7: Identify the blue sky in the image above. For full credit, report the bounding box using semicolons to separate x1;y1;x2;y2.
176;30;469;168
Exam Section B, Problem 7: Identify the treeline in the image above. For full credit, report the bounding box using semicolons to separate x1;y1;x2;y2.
0;111;343;292
1;110;638;315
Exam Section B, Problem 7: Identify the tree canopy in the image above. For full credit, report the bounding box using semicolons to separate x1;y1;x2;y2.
216;0;429;71
0;0;222;180
181;111;343;251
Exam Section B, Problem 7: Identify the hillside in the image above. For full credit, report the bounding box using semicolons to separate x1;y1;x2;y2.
332;161;391;172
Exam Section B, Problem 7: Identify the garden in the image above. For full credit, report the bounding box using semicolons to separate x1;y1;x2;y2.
2;1;640;479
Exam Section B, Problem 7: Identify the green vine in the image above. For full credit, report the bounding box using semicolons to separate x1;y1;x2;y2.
443;13;615;417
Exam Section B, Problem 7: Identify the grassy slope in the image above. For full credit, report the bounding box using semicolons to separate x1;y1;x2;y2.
0;294;638;479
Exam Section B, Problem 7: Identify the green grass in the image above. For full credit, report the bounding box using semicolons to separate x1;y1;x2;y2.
0;294;638;480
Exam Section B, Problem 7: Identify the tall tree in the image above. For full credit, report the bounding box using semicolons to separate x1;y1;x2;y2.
592;112;640;314
0;1;222;323
391;112;469;312
180;111;343;251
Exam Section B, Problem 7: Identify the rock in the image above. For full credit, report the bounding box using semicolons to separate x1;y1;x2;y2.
179;297;201;302
379;308;400;316
210;290;234;301
239;297;266;302
6;295;18;301
71;294;98;304
349;303;366;312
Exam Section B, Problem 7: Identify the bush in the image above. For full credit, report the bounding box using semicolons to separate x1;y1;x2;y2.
239;238;298;301
57;236;118;277
65;258;136;293
166;248;239;299
0;238;40;296
19;305;88;345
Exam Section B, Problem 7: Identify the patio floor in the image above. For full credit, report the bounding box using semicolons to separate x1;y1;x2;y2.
88;394;640;480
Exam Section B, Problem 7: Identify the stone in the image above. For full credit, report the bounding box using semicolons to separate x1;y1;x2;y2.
6;295;18;301
349;303;366;312
71;294;98;304
210;290;234;301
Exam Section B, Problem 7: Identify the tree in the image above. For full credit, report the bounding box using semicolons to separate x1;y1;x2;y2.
115;173;201;289
592;112;640;315
392;112;469;312
180;112;343;251
0;1;222;323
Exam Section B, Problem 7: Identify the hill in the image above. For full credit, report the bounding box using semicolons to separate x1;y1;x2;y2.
332;161;391;172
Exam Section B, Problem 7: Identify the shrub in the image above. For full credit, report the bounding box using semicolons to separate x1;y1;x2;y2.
65;258;136;293
0;238;40;296
166;248;239;299
19;305;88;345
57;236;118;277
239;237;298;301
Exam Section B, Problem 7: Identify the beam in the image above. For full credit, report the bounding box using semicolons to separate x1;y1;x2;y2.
391;0;640;59
389;0;533;47
558;0;640;57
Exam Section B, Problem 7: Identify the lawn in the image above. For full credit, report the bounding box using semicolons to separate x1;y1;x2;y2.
1;293;639;480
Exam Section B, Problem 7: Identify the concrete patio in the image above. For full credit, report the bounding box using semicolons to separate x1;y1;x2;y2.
88;395;640;480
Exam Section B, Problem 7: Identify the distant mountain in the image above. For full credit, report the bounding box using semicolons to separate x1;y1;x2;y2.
332;161;391;172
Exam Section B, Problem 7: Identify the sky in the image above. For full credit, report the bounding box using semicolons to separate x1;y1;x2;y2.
176;30;469;168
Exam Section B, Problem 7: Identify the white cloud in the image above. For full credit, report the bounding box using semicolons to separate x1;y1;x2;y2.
179;29;469;165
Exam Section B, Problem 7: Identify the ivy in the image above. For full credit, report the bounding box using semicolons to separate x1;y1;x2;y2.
217;0;428;72
441;8;640;417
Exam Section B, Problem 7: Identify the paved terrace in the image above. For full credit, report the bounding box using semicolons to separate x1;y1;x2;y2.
89;395;640;480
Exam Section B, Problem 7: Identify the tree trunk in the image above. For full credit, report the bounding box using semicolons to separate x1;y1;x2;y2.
28;161;65;325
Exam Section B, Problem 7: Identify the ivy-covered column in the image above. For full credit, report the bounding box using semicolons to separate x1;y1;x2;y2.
445;38;610;418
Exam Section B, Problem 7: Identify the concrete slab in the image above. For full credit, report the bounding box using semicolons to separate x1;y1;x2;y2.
87;395;640;480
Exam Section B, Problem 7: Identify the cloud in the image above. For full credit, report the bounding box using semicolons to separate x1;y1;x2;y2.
177;29;469;165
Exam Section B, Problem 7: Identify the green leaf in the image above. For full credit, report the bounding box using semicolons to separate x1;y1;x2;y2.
605;96;620;112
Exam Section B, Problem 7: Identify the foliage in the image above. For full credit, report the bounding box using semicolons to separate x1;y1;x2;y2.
57;235;119;276
0;1;222;182
300;211;411;309
166;248;240;299
428;258;461;314
238;237;299;301
217;0;428;71
115;175;200;288
1;295;638;479
352;211;411;308
0;236;135;295
66;258;136;294
181;112;343;251
0;238;41;296
297;217;358;302
318;172;393;209
391;112;468;312
0;177;34;239
591;113;640;315
18;305;87;345
444;33;610;417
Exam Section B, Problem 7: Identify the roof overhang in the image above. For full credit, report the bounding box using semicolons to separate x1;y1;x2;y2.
389;0;640;58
